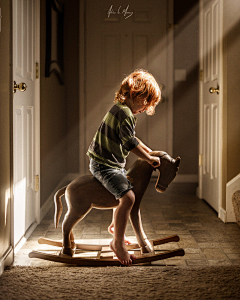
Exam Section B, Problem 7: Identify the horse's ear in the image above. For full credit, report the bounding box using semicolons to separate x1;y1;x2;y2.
175;157;181;168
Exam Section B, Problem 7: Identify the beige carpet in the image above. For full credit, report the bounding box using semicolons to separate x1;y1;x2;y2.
1;266;240;299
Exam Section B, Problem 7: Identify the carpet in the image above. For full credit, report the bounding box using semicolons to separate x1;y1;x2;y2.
0;266;240;299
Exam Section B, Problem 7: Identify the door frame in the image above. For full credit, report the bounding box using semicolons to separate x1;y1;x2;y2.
12;0;41;252
198;0;224;220
79;0;174;175
35;0;41;225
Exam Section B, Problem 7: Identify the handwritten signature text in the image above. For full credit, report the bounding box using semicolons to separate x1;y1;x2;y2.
107;5;133;20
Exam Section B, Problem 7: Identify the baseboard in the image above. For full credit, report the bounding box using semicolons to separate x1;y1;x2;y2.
14;222;39;254
219;207;226;223
196;186;201;199
0;246;14;276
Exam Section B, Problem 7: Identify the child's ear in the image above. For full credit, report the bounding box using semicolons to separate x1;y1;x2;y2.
133;97;139;104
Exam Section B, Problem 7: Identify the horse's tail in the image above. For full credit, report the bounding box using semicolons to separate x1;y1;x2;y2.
54;186;67;228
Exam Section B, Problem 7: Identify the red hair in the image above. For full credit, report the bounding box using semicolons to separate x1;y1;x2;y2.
114;69;161;115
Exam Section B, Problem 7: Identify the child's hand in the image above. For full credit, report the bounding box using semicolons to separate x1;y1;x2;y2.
149;156;160;168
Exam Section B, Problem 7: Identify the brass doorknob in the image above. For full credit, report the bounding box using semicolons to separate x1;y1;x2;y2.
13;81;27;93
209;85;219;95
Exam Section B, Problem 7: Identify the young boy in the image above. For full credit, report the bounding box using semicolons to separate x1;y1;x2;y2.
87;69;161;265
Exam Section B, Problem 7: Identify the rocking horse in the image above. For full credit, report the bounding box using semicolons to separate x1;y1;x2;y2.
29;151;185;266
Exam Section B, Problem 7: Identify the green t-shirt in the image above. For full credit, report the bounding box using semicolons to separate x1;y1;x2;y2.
87;102;139;169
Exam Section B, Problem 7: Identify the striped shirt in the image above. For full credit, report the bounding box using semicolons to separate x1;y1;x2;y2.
87;102;139;169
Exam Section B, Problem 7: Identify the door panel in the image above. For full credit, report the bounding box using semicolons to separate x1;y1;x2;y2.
201;0;221;212
13;0;36;245
85;0;169;169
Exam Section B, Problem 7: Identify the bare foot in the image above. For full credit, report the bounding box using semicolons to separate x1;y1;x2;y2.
110;240;136;265
108;224;132;245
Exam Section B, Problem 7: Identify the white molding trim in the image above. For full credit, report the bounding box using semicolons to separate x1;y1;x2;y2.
0;246;14;276
14;222;38;254
226;173;240;223
219;207;226;223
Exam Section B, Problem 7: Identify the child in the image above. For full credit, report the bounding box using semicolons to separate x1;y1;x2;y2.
87;69;161;265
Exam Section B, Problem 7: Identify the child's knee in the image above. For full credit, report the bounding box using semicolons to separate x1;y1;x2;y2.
121;190;135;207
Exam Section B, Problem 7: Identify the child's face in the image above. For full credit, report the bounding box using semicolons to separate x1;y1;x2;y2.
127;98;148;115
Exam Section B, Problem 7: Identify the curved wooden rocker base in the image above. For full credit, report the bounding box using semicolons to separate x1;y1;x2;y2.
28;235;185;266
37;235;180;251
29;249;185;266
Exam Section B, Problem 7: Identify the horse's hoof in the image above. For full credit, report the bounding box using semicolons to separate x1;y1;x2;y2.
140;239;154;254
71;241;76;251
140;245;154;254
60;247;74;257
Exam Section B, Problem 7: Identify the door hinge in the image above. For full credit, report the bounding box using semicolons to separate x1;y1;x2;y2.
199;70;203;81
199;154;203;166
35;175;39;192
36;62;39;79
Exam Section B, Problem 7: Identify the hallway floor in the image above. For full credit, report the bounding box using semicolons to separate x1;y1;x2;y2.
14;181;240;267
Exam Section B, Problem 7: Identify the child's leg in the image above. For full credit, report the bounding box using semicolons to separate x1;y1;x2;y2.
108;208;132;245
109;190;137;265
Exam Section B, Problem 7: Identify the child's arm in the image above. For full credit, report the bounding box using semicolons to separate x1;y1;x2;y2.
131;144;160;168
135;137;152;153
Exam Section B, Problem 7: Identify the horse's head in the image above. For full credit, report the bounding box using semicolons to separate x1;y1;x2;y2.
150;151;181;193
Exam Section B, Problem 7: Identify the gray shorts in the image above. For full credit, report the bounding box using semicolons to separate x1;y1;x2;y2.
89;159;133;199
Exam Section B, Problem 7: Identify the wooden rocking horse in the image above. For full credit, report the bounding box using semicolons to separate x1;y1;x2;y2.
29;151;185;266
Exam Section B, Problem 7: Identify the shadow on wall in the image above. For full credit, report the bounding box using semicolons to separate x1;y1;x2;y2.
173;0;199;175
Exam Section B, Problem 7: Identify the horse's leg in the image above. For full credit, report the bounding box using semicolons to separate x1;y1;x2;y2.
62;205;91;256
130;205;153;253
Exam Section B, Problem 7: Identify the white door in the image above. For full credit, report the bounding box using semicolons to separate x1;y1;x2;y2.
13;0;36;245
83;0;172;170
199;0;222;212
